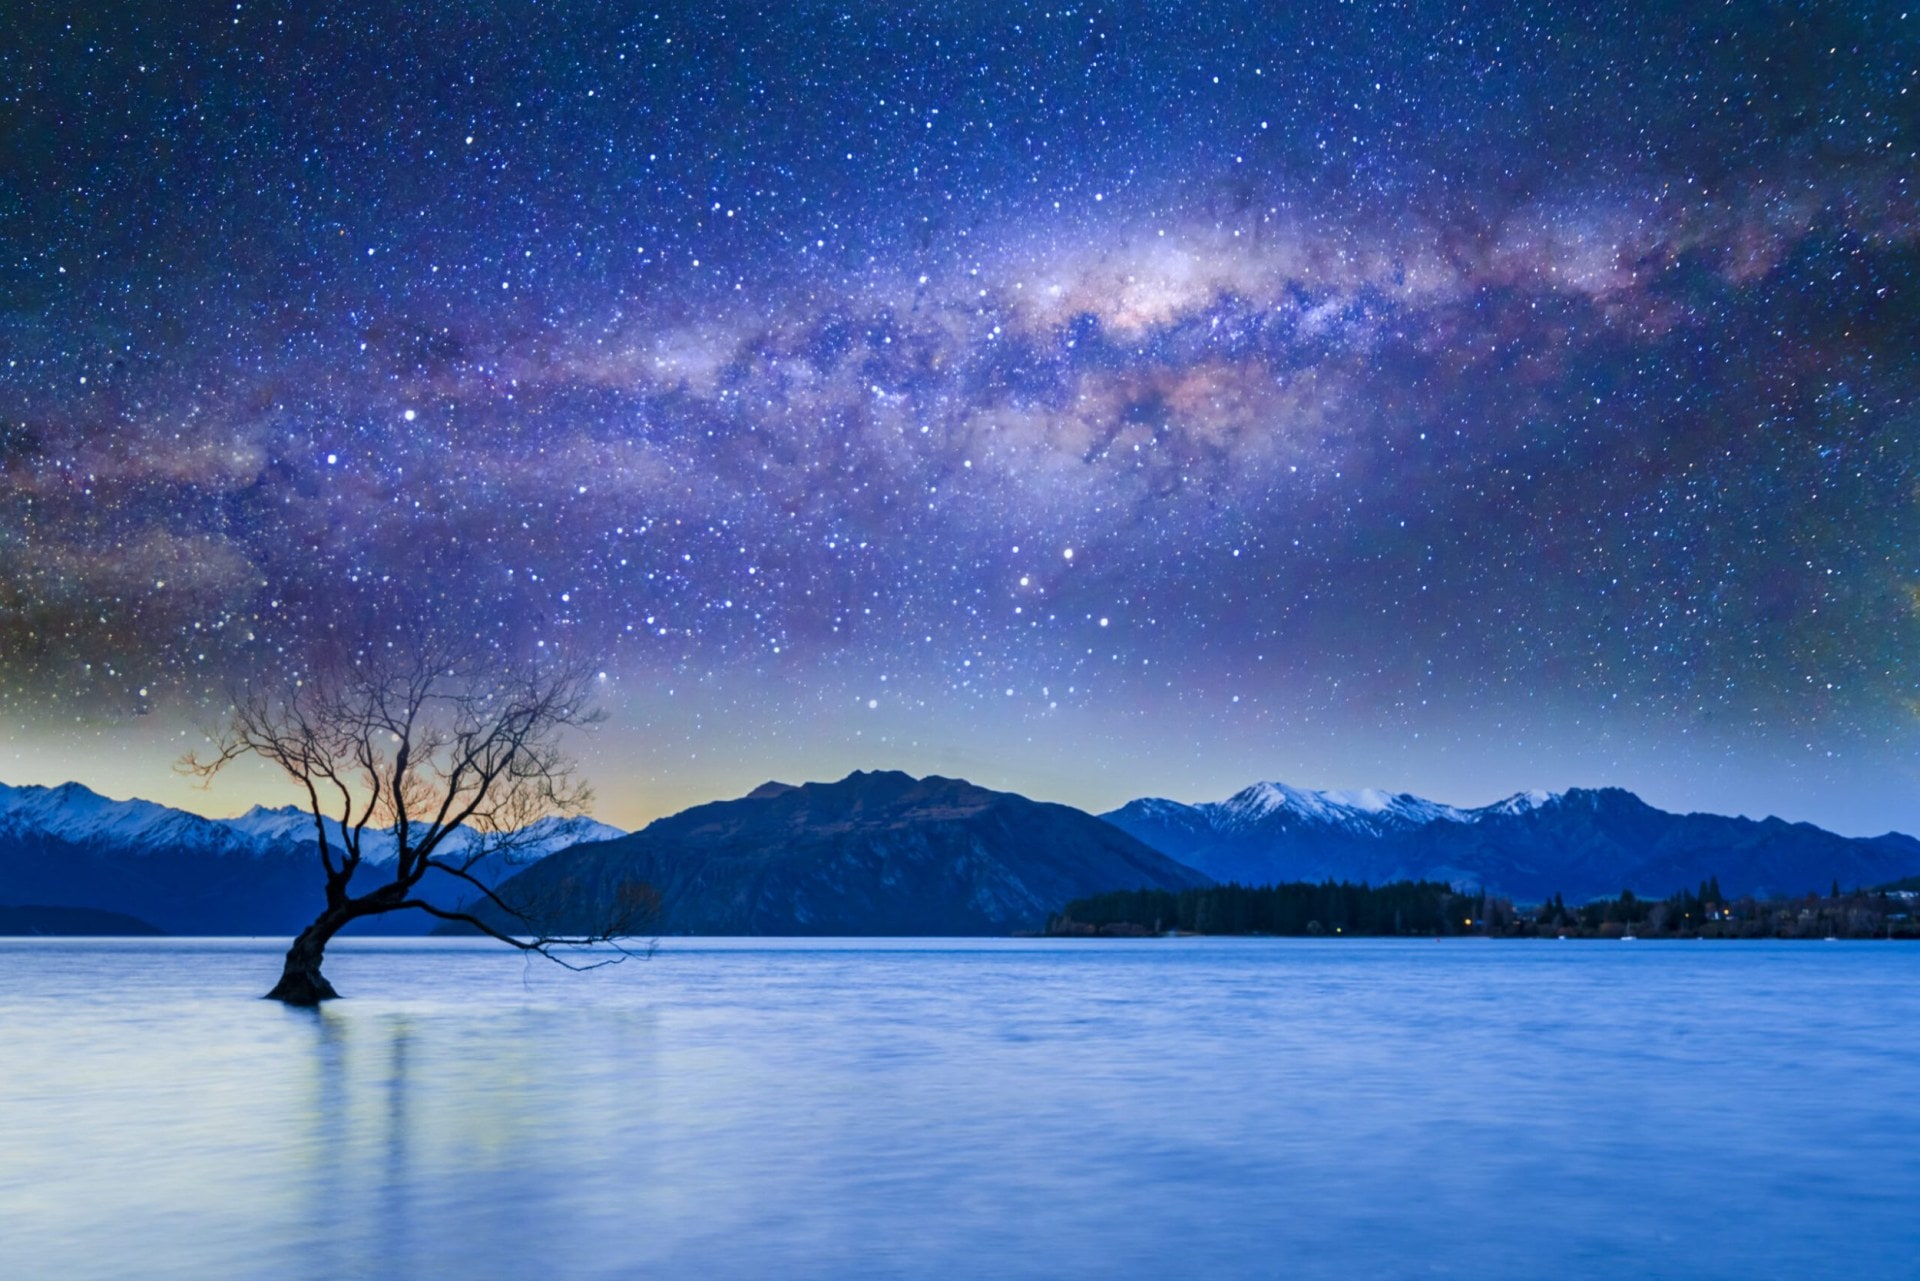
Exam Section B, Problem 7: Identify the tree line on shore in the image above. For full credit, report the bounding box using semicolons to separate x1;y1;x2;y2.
1531;880;1920;939
1046;878;1920;939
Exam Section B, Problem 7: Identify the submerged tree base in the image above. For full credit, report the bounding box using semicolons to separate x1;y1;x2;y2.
265;968;340;1005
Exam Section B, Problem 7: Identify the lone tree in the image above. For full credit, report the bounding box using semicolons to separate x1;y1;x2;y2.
186;636;649;1004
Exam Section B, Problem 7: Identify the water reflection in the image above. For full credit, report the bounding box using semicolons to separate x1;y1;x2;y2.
1;938;1918;1280
283;999;664;1281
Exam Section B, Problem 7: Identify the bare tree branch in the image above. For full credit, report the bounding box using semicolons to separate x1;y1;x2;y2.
396;900;651;971
180;633;647;1003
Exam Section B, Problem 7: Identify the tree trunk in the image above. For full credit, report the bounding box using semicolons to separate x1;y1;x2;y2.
267;907;355;1004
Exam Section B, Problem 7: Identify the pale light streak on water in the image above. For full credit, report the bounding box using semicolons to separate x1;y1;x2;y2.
1;937;1917;1279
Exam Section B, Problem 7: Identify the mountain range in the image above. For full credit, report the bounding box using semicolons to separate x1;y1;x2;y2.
5;773;1920;935
1102;782;1920;902
0;780;623;935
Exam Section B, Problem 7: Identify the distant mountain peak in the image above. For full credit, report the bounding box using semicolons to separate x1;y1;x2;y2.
1215;781;1467;829
1483;789;1555;816
1552;785;1652;813
1125;796;1199;817
238;803;307;820
746;781;799;800
1103;779;1920;902
832;768;923;791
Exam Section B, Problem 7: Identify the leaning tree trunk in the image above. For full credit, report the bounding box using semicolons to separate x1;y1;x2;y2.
267;907;356;1004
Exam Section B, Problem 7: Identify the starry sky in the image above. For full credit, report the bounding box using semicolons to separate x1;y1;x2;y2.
4;1;1918;834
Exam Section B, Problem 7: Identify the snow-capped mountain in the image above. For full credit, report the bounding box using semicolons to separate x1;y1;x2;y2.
0;780;626;934
0;782;623;862
222;803;624;865
1208;781;1474;833
0;780;264;855
1103;782;1920;901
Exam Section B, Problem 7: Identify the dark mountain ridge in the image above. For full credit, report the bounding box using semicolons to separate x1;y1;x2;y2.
471;769;1210;936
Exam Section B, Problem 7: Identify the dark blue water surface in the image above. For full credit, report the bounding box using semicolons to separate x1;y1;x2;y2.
2;937;1916;1279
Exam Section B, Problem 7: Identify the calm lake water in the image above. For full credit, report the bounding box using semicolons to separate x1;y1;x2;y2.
1;937;1916;1279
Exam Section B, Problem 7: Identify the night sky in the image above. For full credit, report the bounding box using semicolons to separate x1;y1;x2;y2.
4;1;1918;833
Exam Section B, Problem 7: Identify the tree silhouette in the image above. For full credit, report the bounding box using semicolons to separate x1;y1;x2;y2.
185;633;650;1003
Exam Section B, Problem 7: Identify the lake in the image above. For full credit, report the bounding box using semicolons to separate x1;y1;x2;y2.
1;937;1916;1279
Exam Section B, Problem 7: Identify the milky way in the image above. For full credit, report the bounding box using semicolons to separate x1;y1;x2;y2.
4;2;1918;829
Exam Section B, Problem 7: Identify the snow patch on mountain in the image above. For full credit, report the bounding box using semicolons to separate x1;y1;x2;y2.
1481;789;1554;817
